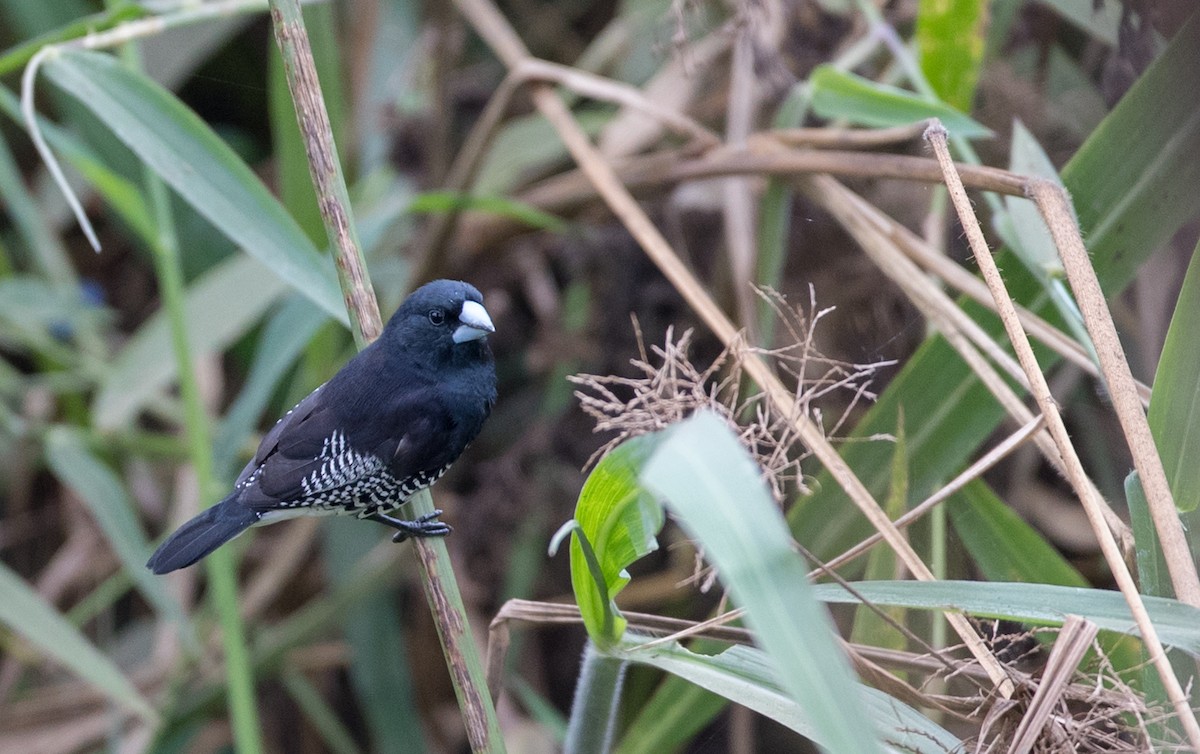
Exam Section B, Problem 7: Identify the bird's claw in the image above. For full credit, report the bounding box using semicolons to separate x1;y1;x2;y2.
390;510;453;543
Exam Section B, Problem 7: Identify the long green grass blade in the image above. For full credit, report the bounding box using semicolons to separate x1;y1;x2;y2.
814;580;1200;654
642;411;883;754
92;254;288;429
1148;237;1200;513
42;49;346;322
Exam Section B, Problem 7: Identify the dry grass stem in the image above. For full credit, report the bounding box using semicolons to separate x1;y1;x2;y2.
820;414;1046;575
1028;180;1200;607
801;173;1132;545
771;122;930;148
926;121;1200;752
1004;616;1099;754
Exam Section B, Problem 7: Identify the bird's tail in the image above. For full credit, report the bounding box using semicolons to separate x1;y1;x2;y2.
147;497;259;574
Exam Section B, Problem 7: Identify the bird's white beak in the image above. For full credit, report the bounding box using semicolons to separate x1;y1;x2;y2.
454;300;495;343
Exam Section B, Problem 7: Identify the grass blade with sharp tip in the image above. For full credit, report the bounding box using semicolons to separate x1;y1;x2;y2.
809;66;993;139
642;411;884;753
41;49;347;323
812;580;1200;655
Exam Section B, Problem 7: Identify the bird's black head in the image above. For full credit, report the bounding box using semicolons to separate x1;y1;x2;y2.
382;280;495;367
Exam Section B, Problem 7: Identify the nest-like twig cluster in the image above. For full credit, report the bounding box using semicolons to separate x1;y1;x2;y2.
569;287;894;504
948;624;1186;753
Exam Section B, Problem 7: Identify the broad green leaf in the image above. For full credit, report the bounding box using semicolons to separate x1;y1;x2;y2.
916;0;987;111
791;10;1200;568
809;66;992;139
43;427;194;646
813;580;1200;655
568;433;666;648
949;479;1088;587
0;561;155;722
1148;237;1200;512
621;636;961;754
642;411;883;754
42;49;347;323
93;254;288;429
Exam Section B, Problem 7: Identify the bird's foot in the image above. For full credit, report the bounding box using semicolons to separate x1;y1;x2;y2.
368;511;452;543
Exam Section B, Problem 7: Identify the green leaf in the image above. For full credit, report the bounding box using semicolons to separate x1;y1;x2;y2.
620;636;962;754
642;411;884;754
92;254;289;430
1125;471;1172;597
809;66;993;139
813;580;1200;655
916;0;988;111
1000;120;1067;279
43;427;194;646
42;49;347;323
569;434;666;648
949;479;1088;586
0;561;155;722
1148;236;1200;512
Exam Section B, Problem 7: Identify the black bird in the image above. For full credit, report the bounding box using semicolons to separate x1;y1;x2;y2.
147;280;497;574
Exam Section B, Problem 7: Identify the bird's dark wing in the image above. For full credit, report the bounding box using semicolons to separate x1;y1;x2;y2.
233;382;327;489
236;385;457;512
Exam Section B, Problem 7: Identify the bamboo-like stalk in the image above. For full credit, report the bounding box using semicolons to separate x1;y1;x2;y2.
925;122;1200;752
265;1;505;750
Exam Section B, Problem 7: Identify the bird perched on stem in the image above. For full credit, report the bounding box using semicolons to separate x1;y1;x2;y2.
148;279;497;574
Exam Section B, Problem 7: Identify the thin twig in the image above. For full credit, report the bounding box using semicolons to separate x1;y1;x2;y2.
267;1;504;751
926;121;1200;753
821;414;1046;574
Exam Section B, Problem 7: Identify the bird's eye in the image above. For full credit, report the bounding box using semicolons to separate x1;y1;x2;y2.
428;309;446;326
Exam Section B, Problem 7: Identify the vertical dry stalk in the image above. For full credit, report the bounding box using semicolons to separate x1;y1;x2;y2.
925;122;1200;752
450;0;1014;696
267;2;505;750
269;1;381;346
1028;180;1200;608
